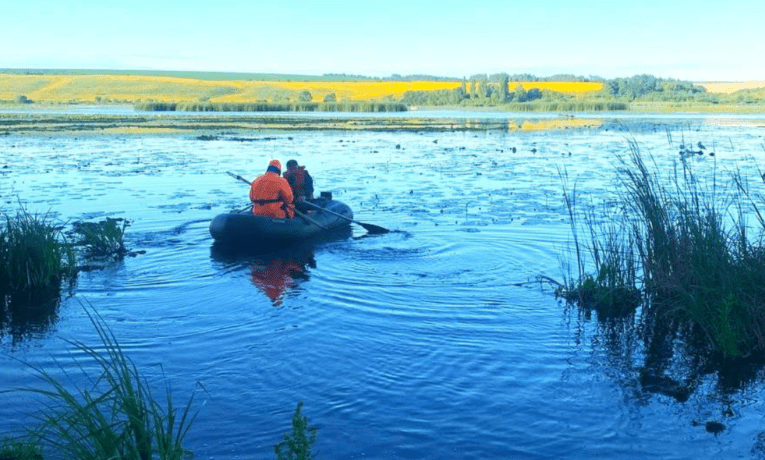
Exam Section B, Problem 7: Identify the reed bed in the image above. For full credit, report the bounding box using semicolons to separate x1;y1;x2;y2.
0;209;75;294
559;142;765;358
134;101;407;112
0;209;133;344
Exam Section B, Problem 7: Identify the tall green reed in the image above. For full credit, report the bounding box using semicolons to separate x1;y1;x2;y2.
0;209;75;294
557;168;640;317
23;307;198;460
560;141;765;358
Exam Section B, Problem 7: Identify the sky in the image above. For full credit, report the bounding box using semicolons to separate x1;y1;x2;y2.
3;0;764;81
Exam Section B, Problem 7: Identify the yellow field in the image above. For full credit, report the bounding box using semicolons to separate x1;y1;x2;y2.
0;74;603;104
695;81;765;94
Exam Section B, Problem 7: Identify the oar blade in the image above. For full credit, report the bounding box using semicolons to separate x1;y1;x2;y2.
360;222;390;234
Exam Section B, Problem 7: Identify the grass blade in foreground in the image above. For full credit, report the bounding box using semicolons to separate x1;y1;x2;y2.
21;305;198;460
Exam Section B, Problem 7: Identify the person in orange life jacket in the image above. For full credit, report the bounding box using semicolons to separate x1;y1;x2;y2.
283;159;314;213
249;159;295;218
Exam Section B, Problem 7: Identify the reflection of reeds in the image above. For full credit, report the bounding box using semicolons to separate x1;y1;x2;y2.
560;142;765;358
0;436;42;460
24;307;198;460
0;208;75;294
505;101;628;111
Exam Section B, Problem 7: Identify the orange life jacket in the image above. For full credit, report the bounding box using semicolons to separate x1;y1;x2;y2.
249;172;295;218
284;167;313;200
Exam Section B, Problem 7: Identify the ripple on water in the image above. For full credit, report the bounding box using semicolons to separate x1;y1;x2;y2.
4;121;765;460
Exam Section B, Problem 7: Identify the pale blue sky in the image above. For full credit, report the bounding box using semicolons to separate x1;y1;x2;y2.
3;0;763;81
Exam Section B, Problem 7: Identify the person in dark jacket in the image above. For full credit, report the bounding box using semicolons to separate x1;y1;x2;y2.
284;159;315;212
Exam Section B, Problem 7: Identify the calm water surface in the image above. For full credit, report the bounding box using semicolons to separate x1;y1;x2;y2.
2;113;765;459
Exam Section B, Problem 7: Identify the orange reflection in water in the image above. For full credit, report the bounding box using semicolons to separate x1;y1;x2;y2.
250;256;314;307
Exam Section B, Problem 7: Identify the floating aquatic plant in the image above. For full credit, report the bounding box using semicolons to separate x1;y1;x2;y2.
70;217;129;260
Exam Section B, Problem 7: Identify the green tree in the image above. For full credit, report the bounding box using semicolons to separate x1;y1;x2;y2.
490;73;509;102
297;91;313;102
514;84;528;102
323;92;337;102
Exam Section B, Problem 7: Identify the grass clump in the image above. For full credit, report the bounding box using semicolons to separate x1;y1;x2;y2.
274;401;318;460
559;141;765;358
0;209;75;294
23;307;198;460
70;217;129;260
0;436;43;460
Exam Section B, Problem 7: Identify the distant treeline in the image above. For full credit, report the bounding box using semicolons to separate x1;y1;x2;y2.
401;74;765;109
401;87;628;111
134;101;408;112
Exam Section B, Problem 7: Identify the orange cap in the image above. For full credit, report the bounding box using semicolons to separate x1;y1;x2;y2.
269;159;281;170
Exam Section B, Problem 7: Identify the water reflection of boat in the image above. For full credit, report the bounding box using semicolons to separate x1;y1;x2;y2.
249;248;315;306
209;198;353;247
210;227;351;306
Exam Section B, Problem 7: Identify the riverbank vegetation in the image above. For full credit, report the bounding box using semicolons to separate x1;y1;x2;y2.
558;142;765;359
22;308;197;460
134;101;407;112
0;206;318;458
0;208;132;342
0;210;130;296
3;70;763;112
0;209;75;295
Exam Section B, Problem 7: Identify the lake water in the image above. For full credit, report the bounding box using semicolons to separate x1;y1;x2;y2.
2;111;765;459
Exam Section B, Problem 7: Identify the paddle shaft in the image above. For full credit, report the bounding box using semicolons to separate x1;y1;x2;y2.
226;171;327;230
302;200;389;234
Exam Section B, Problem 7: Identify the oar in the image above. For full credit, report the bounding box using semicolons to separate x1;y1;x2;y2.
227;171;250;185
226;171;327;230
302;200;389;234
